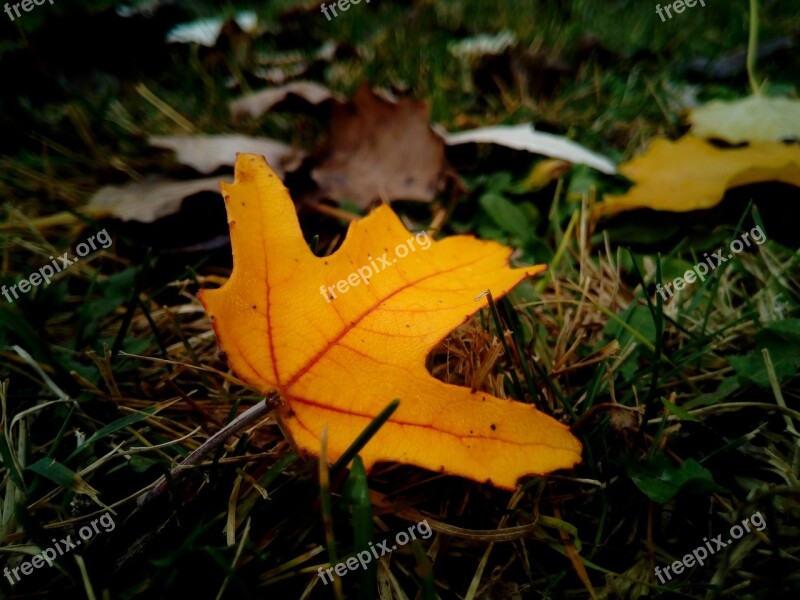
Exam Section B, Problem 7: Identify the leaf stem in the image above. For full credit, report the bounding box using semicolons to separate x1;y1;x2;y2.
136;392;282;507
747;0;761;96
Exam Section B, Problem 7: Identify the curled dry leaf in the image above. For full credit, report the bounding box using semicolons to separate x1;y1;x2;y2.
522;159;573;191
312;85;446;207
198;154;582;490
596;135;800;216
150;134;305;176
688;95;800;144
444;124;617;175
229;81;339;122
89;177;230;223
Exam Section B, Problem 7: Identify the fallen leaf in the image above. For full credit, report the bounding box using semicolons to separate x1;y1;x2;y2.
448;31;517;59
444;124;616;175
89;177;230;223
166;11;258;46
229;81;338;122
199;154;582;490
253;41;342;85
688;95;800;144
522;159;573;191
312;85;446;206
596;136;800;216
150;134;305;176
726;320;800;388
449;33;573;100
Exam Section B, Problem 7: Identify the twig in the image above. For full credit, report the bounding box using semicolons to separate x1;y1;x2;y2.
136;392;282;508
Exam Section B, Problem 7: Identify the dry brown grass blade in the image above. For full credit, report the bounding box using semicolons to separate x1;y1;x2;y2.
553;504;598;599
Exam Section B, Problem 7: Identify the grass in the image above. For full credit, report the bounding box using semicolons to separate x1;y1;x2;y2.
1;0;799;598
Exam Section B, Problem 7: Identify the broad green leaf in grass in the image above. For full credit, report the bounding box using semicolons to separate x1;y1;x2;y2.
479;191;535;244
522;238;555;265
604;302;656;350
727;319;800;388
628;455;721;504
475;222;510;246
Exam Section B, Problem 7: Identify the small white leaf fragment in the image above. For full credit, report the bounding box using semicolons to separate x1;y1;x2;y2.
149;134;305;176
229;81;339;122
166;11;257;47
444;124;617;175
89;177;231;223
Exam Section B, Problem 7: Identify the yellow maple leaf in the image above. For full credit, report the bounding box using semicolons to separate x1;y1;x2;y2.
596;136;800;216
199;154;582;490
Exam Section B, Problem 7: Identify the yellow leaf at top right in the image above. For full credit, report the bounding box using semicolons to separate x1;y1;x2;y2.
688;95;800;144
596;136;800;216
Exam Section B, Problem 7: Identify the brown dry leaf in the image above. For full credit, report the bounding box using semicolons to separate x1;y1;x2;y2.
149;134;305;176
312;84;446;207
596;135;800;216
229;81;338;122
88;177;230;223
